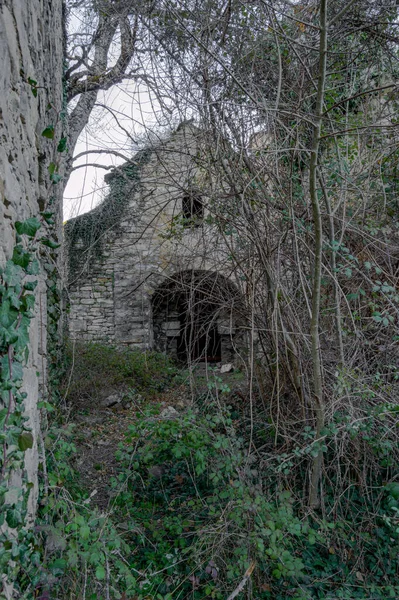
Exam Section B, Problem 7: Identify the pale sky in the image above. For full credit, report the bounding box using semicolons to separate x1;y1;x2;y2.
63;82;164;221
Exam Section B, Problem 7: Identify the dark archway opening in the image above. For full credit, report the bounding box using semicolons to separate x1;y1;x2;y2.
152;271;241;364
176;303;221;363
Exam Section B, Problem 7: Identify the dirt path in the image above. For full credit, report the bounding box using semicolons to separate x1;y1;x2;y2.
70;386;189;510
72;407;139;510
69;371;243;510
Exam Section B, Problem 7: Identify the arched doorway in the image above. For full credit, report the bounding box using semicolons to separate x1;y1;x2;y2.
152;271;242;364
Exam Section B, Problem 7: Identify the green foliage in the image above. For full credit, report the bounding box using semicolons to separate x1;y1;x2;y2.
111;404;323;599
0;218;43;596
15;217;41;237
62;341;181;402
98;393;398;600
27;77;38;98
57;137;67;152
34;425;137;599
16;376;397;599
41;126;55;139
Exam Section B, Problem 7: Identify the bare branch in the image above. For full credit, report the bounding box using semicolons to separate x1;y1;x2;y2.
73;149;137;163
67;15;137;101
226;561;256;600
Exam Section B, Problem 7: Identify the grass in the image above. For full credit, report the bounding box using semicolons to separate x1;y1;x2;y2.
62;340;183;405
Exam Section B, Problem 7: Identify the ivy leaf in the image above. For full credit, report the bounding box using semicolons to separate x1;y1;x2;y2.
18;432;34;451
14;316;31;352
14;362;24;381
9;292;22;310
95;565;105;580
26;259;40;275
23;294;35;311
6;507;22;528
1;355;23;381
57;137;67;152
27;77;38;98
12;245;30;269
24;281;38;292
0;408;8;429
50;173;62;184
40;211;54;224
40;238;61;249
15;217;41;237
0;299;18;328
41;126;54;139
5;261;25;286
48;162;56;176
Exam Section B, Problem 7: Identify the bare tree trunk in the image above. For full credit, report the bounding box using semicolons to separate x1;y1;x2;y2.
65;4;137;187
309;0;328;509
319;174;345;367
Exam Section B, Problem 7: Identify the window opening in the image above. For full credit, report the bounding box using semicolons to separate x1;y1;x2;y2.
182;193;203;227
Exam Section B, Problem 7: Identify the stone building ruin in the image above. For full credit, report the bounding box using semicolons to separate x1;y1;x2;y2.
65;124;246;364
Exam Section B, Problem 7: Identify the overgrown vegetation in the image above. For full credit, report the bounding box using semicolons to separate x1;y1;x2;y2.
63;341;181;403
0;215;60;598
111;400;399;599
3;0;399;598
25;344;399;599
50;2;399;596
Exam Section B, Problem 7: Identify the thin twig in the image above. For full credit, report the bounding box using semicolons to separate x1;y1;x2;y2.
225;561;256;600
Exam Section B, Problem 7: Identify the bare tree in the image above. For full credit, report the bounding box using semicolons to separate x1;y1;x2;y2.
64;0;399;510
152;0;399;507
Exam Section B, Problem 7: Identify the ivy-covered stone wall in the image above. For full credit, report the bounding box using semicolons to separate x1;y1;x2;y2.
0;2;64;592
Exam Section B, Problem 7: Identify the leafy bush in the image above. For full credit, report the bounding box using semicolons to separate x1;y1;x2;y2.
108;398;399;600
25;391;399;600
32;349;399;600
111;403;323;599
35;425;137;600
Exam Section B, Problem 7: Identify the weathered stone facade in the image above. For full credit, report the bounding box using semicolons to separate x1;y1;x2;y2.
66;124;245;363
0;0;64;580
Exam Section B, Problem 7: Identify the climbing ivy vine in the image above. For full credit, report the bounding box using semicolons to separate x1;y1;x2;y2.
64;148;152;280
0;218;40;593
0;212;60;596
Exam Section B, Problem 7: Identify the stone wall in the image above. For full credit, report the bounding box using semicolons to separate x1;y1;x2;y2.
66;124;246;362
0;0;64;586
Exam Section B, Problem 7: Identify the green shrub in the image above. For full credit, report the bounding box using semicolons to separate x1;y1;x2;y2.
111;403;322;599
107;399;399;600
37;354;399;599
35;423;137;600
